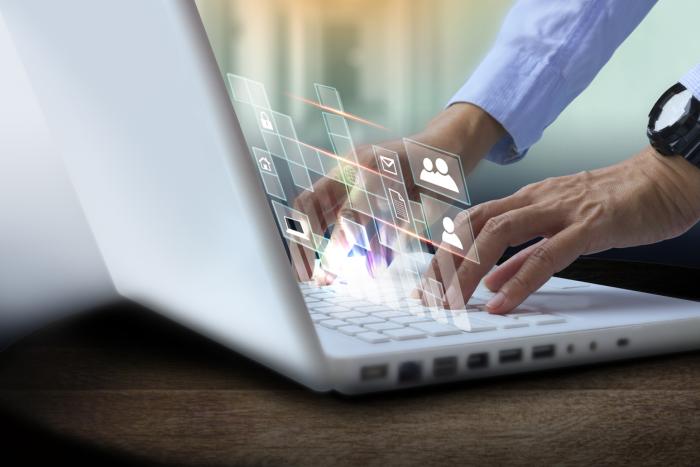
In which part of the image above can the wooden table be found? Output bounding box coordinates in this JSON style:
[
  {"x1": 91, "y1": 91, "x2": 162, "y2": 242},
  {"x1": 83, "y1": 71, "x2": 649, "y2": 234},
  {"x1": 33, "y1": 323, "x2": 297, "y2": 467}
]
[{"x1": 2, "y1": 258, "x2": 700, "y2": 466}]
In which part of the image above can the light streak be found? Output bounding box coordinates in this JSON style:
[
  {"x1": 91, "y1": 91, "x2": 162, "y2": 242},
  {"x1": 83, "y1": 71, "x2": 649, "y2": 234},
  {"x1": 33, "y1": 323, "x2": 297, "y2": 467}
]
[
  {"x1": 297, "y1": 140, "x2": 384, "y2": 178},
  {"x1": 286, "y1": 93, "x2": 389, "y2": 131}
]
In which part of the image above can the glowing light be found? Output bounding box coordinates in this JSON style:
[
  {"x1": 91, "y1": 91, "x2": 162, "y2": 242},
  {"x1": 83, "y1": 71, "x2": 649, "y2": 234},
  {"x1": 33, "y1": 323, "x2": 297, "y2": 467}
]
[{"x1": 286, "y1": 93, "x2": 389, "y2": 131}]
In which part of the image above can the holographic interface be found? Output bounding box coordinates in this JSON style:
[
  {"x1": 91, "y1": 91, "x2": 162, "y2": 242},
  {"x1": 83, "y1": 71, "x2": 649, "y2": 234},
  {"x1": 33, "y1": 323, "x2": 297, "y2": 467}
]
[{"x1": 225, "y1": 73, "x2": 479, "y2": 319}]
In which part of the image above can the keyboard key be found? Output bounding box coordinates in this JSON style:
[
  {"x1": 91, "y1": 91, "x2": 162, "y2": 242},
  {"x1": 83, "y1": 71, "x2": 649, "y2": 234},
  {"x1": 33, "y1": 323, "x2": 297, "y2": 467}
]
[
  {"x1": 469, "y1": 312, "x2": 528, "y2": 329},
  {"x1": 355, "y1": 332, "x2": 391, "y2": 344},
  {"x1": 336, "y1": 325, "x2": 367, "y2": 336},
  {"x1": 319, "y1": 319, "x2": 348, "y2": 329},
  {"x1": 354, "y1": 305, "x2": 392, "y2": 313},
  {"x1": 510, "y1": 311, "x2": 542, "y2": 318},
  {"x1": 347, "y1": 316, "x2": 386, "y2": 325},
  {"x1": 330, "y1": 310, "x2": 367, "y2": 319},
  {"x1": 390, "y1": 315, "x2": 433, "y2": 325},
  {"x1": 453, "y1": 315, "x2": 497, "y2": 332},
  {"x1": 372, "y1": 310, "x2": 410, "y2": 319},
  {"x1": 310, "y1": 313, "x2": 328, "y2": 323},
  {"x1": 307, "y1": 292, "x2": 336, "y2": 299},
  {"x1": 383, "y1": 328, "x2": 427, "y2": 341},
  {"x1": 405, "y1": 305, "x2": 432, "y2": 314},
  {"x1": 516, "y1": 315, "x2": 566, "y2": 325},
  {"x1": 310, "y1": 304, "x2": 350, "y2": 313},
  {"x1": 329, "y1": 299, "x2": 376, "y2": 308},
  {"x1": 304, "y1": 298, "x2": 321, "y2": 303},
  {"x1": 380, "y1": 301, "x2": 406, "y2": 309},
  {"x1": 365, "y1": 322, "x2": 405, "y2": 332},
  {"x1": 411, "y1": 322, "x2": 462, "y2": 336}
]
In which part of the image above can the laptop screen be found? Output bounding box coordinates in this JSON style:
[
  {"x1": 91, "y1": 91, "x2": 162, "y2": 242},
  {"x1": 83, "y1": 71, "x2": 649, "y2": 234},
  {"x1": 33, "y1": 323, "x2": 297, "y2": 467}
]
[{"x1": 194, "y1": 0, "x2": 700, "y2": 300}]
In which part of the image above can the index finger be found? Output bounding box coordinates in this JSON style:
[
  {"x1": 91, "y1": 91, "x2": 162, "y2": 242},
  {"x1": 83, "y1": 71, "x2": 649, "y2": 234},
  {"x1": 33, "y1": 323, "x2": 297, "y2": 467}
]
[{"x1": 444, "y1": 204, "x2": 564, "y2": 308}]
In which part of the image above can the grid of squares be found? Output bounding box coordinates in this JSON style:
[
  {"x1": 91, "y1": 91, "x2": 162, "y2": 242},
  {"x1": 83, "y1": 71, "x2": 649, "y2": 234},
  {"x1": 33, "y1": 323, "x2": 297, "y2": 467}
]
[
  {"x1": 227, "y1": 74, "x2": 316, "y2": 193},
  {"x1": 230, "y1": 74, "x2": 477, "y2": 303}
]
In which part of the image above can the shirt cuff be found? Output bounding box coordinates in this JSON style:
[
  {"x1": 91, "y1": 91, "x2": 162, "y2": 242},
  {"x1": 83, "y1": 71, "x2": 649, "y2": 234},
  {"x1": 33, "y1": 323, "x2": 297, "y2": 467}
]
[
  {"x1": 679, "y1": 63, "x2": 700, "y2": 100},
  {"x1": 448, "y1": 45, "x2": 566, "y2": 165}
]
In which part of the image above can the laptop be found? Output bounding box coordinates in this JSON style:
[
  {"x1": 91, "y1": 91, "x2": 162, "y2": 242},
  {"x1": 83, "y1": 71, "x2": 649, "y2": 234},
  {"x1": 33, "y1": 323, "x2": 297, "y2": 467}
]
[{"x1": 4, "y1": 0, "x2": 700, "y2": 394}]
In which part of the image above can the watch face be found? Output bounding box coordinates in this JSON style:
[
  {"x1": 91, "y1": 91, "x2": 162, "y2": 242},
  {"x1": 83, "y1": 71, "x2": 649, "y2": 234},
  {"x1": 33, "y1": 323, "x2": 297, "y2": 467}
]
[{"x1": 654, "y1": 88, "x2": 693, "y2": 131}]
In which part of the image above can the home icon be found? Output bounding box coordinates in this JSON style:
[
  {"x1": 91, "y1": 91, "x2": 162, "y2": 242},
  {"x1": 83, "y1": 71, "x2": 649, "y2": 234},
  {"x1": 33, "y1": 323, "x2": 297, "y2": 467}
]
[{"x1": 258, "y1": 156, "x2": 273, "y2": 173}]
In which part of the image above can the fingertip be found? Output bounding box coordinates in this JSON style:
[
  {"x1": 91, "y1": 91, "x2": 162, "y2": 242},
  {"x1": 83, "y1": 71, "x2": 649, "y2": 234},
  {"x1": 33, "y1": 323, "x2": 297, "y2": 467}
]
[
  {"x1": 483, "y1": 270, "x2": 499, "y2": 292},
  {"x1": 485, "y1": 291, "x2": 507, "y2": 314}
]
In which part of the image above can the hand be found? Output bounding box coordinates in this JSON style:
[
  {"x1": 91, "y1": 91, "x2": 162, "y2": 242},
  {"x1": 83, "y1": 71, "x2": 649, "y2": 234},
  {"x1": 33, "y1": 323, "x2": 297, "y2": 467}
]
[
  {"x1": 291, "y1": 103, "x2": 504, "y2": 283},
  {"x1": 421, "y1": 146, "x2": 700, "y2": 313}
]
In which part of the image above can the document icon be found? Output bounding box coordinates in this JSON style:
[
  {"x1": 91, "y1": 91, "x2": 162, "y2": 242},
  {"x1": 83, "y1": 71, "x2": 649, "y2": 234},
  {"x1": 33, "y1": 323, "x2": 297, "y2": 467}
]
[
  {"x1": 379, "y1": 155, "x2": 398, "y2": 176},
  {"x1": 388, "y1": 188, "x2": 410, "y2": 223}
]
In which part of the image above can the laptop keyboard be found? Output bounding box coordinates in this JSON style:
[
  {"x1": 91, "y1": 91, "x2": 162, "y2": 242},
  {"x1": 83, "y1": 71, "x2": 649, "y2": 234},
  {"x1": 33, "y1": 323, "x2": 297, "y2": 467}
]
[{"x1": 300, "y1": 283, "x2": 567, "y2": 344}]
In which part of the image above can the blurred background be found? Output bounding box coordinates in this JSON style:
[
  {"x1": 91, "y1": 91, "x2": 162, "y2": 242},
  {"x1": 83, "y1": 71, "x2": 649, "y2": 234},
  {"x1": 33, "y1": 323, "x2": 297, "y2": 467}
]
[{"x1": 196, "y1": 0, "x2": 700, "y2": 267}]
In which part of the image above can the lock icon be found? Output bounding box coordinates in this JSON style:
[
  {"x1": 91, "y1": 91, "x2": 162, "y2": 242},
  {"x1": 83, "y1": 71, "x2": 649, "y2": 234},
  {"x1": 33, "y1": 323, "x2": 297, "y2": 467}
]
[{"x1": 259, "y1": 111, "x2": 273, "y2": 131}]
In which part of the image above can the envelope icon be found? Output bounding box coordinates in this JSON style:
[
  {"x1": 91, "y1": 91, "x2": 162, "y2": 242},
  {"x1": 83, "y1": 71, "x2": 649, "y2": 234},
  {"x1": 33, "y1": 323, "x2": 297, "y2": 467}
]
[{"x1": 379, "y1": 155, "x2": 398, "y2": 176}]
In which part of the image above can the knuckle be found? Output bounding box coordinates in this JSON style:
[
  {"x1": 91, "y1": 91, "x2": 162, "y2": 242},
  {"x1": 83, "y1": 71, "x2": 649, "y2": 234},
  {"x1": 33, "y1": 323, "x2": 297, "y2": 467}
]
[
  {"x1": 516, "y1": 183, "x2": 538, "y2": 199},
  {"x1": 482, "y1": 214, "x2": 511, "y2": 236},
  {"x1": 531, "y1": 246, "x2": 556, "y2": 270},
  {"x1": 453, "y1": 209, "x2": 471, "y2": 228}
]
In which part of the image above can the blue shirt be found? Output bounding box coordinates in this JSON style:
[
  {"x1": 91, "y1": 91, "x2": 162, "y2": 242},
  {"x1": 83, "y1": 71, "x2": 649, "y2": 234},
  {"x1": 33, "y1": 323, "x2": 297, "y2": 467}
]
[{"x1": 449, "y1": 0, "x2": 700, "y2": 165}]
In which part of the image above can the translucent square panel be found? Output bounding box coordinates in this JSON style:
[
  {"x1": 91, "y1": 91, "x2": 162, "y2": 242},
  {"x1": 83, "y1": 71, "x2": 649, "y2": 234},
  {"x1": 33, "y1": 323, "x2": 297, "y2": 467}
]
[
  {"x1": 323, "y1": 112, "x2": 350, "y2": 137},
  {"x1": 247, "y1": 79, "x2": 271, "y2": 109},
  {"x1": 252, "y1": 147, "x2": 278, "y2": 175},
  {"x1": 419, "y1": 193, "x2": 478, "y2": 264},
  {"x1": 272, "y1": 111, "x2": 298, "y2": 139},
  {"x1": 288, "y1": 162, "x2": 314, "y2": 192},
  {"x1": 373, "y1": 145, "x2": 403, "y2": 182},
  {"x1": 405, "y1": 138, "x2": 470, "y2": 205},
  {"x1": 300, "y1": 144, "x2": 324, "y2": 174},
  {"x1": 261, "y1": 130, "x2": 285, "y2": 158},
  {"x1": 329, "y1": 134, "x2": 356, "y2": 160},
  {"x1": 260, "y1": 172, "x2": 286, "y2": 201},
  {"x1": 271, "y1": 200, "x2": 317, "y2": 252},
  {"x1": 339, "y1": 216, "x2": 371, "y2": 250},
  {"x1": 410, "y1": 200, "x2": 425, "y2": 223},
  {"x1": 256, "y1": 108, "x2": 277, "y2": 133},
  {"x1": 226, "y1": 73, "x2": 251, "y2": 104},
  {"x1": 317, "y1": 149, "x2": 340, "y2": 178},
  {"x1": 381, "y1": 178, "x2": 413, "y2": 230},
  {"x1": 280, "y1": 136, "x2": 305, "y2": 166},
  {"x1": 314, "y1": 83, "x2": 344, "y2": 112}
]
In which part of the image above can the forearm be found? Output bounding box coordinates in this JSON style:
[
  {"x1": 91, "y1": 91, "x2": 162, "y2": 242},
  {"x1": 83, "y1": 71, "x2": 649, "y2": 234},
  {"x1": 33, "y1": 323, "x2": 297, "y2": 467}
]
[
  {"x1": 420, "y1": 103, "x2": 506, "y2": 173},
  {"x1": 450, "y1": 0, "x2": 657, "y2": 165}
]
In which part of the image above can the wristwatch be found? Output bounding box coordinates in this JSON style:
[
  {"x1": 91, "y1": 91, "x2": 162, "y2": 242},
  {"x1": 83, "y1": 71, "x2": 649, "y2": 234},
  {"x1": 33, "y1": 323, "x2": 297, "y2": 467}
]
[{"x1": 647, "y1": 82, "x2": 700, "y2": 169}]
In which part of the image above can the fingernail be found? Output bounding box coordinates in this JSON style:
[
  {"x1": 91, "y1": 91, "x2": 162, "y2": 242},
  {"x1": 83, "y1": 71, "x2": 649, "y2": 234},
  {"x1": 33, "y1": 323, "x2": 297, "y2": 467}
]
[{"x1": 486, "y1": 292, "x2": 506, "y2": 311}]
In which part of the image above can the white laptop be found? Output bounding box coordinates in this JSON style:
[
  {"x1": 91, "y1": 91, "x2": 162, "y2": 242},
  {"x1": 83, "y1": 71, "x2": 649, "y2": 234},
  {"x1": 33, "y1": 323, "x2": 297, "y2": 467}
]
[{"x1": 4, "y1": 0, "x2": 700, "y2": 394}]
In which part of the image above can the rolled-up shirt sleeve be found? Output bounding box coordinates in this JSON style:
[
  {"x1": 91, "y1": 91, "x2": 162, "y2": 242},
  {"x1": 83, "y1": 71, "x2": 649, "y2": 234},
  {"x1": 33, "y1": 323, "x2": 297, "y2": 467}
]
[
  {"x1": 449, "y1": 0, "x2": 657, "y2": 164},
  {"x1": 680, "y1": 63, "x2": 700, "y2": 99}
]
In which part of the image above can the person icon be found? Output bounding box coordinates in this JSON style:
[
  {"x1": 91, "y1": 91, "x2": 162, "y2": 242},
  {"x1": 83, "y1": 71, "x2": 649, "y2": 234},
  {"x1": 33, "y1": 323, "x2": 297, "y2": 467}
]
[
  {"x1": 434, "y1": 158, "x2": 459, "y2": 192},
  {"x1": 419, "y1": 157, "x2": 436, "y2": 185},
  {"x1": 441, "y1": 216, "x2": 463, "y2": 250},
  {"x1": 419, "y1": 157, "x2": 459, "y2": 192}
]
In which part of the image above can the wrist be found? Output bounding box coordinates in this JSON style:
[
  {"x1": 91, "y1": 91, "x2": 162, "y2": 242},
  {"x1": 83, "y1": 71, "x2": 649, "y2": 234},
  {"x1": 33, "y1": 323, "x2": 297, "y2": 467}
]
[
  {"x1": 642, "y1": 146, "x2": 700, "y2": 227},
  {"x1": 423, "y1": 103, "x2": 505, "y2": 172}
]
